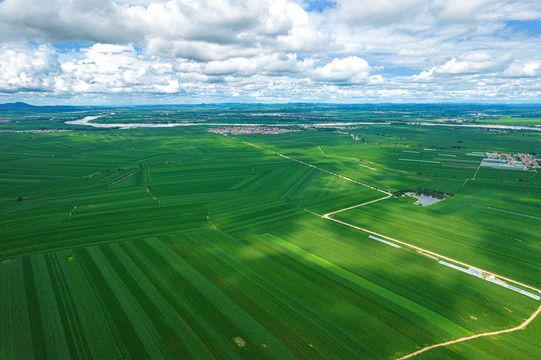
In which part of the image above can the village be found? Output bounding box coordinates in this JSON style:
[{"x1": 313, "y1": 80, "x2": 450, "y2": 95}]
[
  {"x1": 209, "y1": 127, "x2": 301, "y2": 135},
  {"x1": 482, "y1": 151, "x2": 540, "y2": 170},
  {"x1": 0, "y1": 129, "x2": 71, "y2": 134}
]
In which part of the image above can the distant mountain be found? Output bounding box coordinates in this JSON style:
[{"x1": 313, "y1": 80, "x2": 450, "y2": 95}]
[
  {"x1": 0, "y1": 102, "x2": 98, "y2": 112},
  {"x1": 0, "y1": 102, "x2": 37, "y2": 110}
]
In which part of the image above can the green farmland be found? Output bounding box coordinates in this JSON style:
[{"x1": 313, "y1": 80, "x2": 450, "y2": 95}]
[{"x1": 1, "y1": 106, "x2": 541, "y2": 359}]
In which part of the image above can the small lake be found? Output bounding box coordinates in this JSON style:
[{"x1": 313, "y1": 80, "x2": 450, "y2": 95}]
[{"x1": 406, "y1": 192, "x2": 445, "y2": 206}]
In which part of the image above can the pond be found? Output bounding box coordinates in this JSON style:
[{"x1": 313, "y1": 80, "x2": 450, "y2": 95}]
[{"x1": 405, "y1": 192, "x2": 445, "y2": 206}]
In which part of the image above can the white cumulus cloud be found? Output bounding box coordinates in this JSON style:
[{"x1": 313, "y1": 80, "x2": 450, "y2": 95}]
[
  {"x1": 0, "y1": 44, "x2": 59, "y2": 93},
  {"x1": 0, "y1": 0, "x2": 327, "y2": 61},
  {"x1": 313, "y1": 56, "x2": 379, "y2": 84},
  {"x1": 411, "y1": 52, "x2": 507, "y2": 81},
  {"x1": 501, "y1": 62, "x2": 541, "y2": 78},
  {"x1": 60, "y1": 43, "x2": 180, "y2": 94},
  {"x1": 1, "y1": 0, "x2": 541, "y2": 103},
  {"x1": 436, "y1": 53, "x2": 502, "y2": 74}
]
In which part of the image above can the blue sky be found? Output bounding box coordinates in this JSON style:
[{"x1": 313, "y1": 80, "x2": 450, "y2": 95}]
[
  {"x1": 0, "y1": 0, "x2": 540, "y2": 105},
  {"x1": 305, "y1": 0, "x2": 335, "y2": 12},
  {"x1": 506, "y1": 20, "x2": 541, "y2": 35}
]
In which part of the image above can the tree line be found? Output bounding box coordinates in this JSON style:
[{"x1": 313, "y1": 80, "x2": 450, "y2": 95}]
[{"x1": 393, "y1": 187, "x2": 454, "y2": 199}]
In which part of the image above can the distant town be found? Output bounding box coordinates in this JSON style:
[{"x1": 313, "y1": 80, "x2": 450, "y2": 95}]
[
  {"x1": 0, "y1": 129, "x2": 71, "y2": 134},
  {"x1": 482, "y1": 152, "x2": 540, "y2": 170},
  {"x1": 209, "y1": 127, "x2": 301, "y2": 135}
]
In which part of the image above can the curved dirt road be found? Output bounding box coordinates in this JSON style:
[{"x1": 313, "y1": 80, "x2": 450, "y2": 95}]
[{"x1": 397, "y1": 303, "x2": 541, "y2": 359}]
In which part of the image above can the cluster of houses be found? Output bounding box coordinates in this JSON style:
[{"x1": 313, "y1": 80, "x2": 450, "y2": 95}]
[
  {"x1": 481, "y1": 152, "x2": 540, "y2": 170},
  {"x1": 209, "y1": 127, "x2": 301, "y2": 135},
  {"x1": 1, "y1": 129, "x2": 71, "y2": 134}
]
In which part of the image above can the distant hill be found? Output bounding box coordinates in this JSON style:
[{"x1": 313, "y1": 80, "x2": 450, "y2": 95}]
[
  {"x1": 0, "y1": 102, "x2": 37, "y2": 110},
  {"x1": 0, "y1": 102, "x2": 96, "y2": 112}
]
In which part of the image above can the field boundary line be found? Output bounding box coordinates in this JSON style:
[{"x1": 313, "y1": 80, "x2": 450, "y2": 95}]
[
  {"x1": 318, "y1": 146, "x2": 328, "y2": 158},
  {"x1": 487, "y1": 206, "x2": 541, "y2": 220},
  {"x1": 111, "y1": 169, "x2": 140, "y2": 185},
  {"x1": 396, "y1": 303, "x2": 541, "y2": 359},
  {"x1": 239, "y1": 140, "x2": 391, "y2": 195},
  {"x1": 358, "y1": 163, "x2": 377, "y2": 171},
  {"x1": 333, "y1": 156, "x2": 380, "y2": 171},
  {"x1": 472, "y1": 162, "x2": 482, "y2": 180},
  {"x1": 323, "y1": 195, "x2": 391, "y2": 218},
  {"x1": 145, "y1": 186, "x2": 160, "y2": 206}
]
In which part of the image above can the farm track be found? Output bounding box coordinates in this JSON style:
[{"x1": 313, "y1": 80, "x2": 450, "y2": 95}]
[
  {"x1": 397, "y1": 303, "x2": 541, "y2": 360},
  {"x1": 111, "y1": 169, "x2": 140, "y2": 185},
  {"x1": 472, "y1": 163, "x2": 482, "y2": 180},
  {"x1": 239, "y1": 140, "x2": 391, "y2": 196},
  {"x1": 317, "y1": 146, "x2": 328, "y2": 158},
  {"x1": 240, "y1": 138, "x2": 541, "y2": 359},
  {"x1": 323, "y1": 195, "x2": 392, "y2": 218},
  {"x1": 358, "y1": 163, "x2": 377, "y2": 171},
  {"x1": 145, "y1": 186, "x2": 160, "y2": 206}
]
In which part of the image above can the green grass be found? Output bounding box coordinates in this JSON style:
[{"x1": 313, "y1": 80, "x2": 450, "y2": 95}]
[
  {"x1": 334, "y1": 196, "x2": 541, "y2": 287},
  {"x1": 1, "y1": 109, "x2": 541, "y2": 359}
]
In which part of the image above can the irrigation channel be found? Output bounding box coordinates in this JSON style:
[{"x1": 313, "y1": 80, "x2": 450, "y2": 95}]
[{"x1": 67, "y1": 116, "x2": 541, "y2": 358}]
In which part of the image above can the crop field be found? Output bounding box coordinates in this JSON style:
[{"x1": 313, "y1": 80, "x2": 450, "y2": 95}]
[{"x1": 1, "y1": 107, "x2": 541, "y2": 359}]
